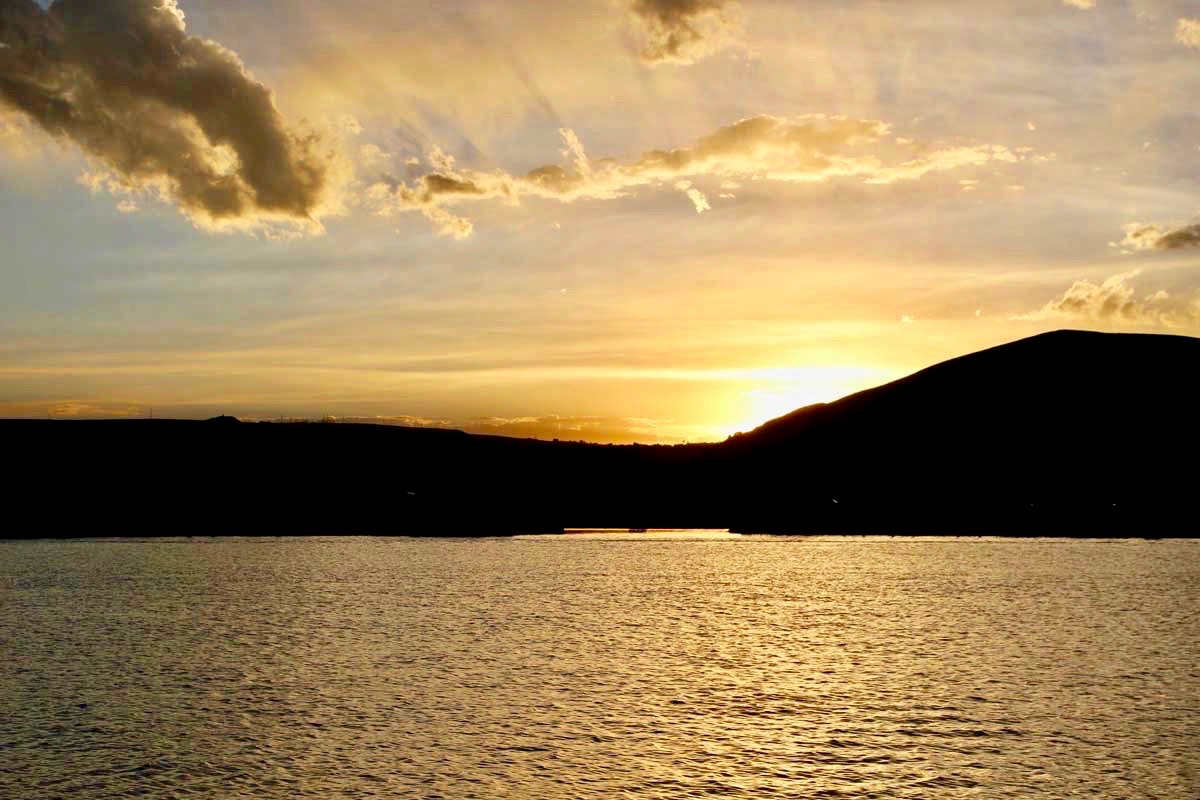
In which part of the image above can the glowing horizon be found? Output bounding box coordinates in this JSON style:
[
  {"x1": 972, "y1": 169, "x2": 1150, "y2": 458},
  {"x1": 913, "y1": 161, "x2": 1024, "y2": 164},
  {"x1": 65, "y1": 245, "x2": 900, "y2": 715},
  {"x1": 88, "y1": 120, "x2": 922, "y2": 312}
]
[{"x1": 2, "y1": 0, "x2": 1198, "y2": 443}]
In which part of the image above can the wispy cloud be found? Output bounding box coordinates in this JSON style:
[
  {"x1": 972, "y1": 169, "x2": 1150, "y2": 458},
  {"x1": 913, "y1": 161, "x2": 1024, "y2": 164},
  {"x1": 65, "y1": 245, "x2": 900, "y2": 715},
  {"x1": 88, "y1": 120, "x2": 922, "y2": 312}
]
[
  {"x1": 675, "y1": 180, "x2": 711, "y2": 213},
  {"x1": 363, "y1": 115, "x2": 1035, "y2": 237},
  {"x1": 0, "y1": 0, "x2": 336, "y2": 235}
]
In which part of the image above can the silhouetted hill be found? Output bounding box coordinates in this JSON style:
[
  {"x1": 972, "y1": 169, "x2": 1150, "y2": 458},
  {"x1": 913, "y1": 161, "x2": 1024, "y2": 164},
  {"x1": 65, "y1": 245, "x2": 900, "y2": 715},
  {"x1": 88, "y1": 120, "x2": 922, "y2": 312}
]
[
  {"x1": 740, "y1": 329, "x2": 1196, "y2": 444},
  {"x1": 719, "y1": 330, "x2": 1199, "y2": 533},
  {"x1": 3, "y1": 330, "x2": 1196, "y2": 536}
]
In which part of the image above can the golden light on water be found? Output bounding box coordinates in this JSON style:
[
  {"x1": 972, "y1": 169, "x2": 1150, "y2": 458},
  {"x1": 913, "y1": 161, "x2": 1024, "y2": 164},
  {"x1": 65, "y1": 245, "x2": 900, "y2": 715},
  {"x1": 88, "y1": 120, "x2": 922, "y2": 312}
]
[{"x1": 11, "y1": 538, "x2": 1197, "y2": 797}]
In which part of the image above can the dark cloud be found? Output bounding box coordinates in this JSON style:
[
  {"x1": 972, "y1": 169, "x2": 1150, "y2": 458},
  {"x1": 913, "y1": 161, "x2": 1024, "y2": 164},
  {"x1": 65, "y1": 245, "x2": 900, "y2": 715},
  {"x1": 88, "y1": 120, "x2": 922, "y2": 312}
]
[
  {"x1": 1157, "y1": 225, "x2": 1200, "y2": 250},
  {"x1": 629, "y1": 0, "x2": 742, "y2": 64},
  {"x1": 1122, "y1": 222, "x2": 1200, "y2": 251},
  {"x1": 0, "y1": 0, "x2": 331, "y2": 230},
  {"x1": 419, "y1": 173, "x2": 486, "y2": 199}
]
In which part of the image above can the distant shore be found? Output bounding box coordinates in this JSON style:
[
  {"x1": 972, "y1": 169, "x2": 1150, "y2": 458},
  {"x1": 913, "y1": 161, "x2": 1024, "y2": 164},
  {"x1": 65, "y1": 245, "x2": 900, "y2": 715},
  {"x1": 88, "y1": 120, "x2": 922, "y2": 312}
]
[{"x1": 6, "y1": 331, "x2": 1198, "y2": 538}]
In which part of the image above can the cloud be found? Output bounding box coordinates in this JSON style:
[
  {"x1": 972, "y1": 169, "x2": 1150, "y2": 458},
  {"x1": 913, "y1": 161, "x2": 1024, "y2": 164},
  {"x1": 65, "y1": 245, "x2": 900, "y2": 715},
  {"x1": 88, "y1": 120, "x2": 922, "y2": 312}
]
[
  {"x1": 0, "y1": 399, "x2": 146, "y2": 418},
  {"x1": 675, "y1": 180, "x2": 711, "y2": 213},
  {"x1": 629, "y1": 0, "x2": 744, "y2": 65},
  {"x1": 0, "y1": 0, "x2": 335, "y2": 234},
  {"x1": 559, "y1": 127, "x2": 592, "y2": 178},
  {"x1": 1121, "y1": 221, "x2": 1200, "y2": 251},
  {"x1": 1177, "y1": 18, "x2": 1200, "y2": 49},
  {"x1": 1017, "y1": 270, "x2": 1200, "y2": 328},
  {"x1": 363, "y1": 114, "x2": 1035, "y2": 237},
  {"x1": 420, "y1": 204, "x2": 475, "y2": 241},
  {"x1": 0, "y1": 110, "x2": 46, "y2": 159},
  {"x1": 1062, "y1": 0, "x2": 1095, "y2": 9},
  {"x1": 51, "y1": 400, "x2": 146, "y2": 418}
]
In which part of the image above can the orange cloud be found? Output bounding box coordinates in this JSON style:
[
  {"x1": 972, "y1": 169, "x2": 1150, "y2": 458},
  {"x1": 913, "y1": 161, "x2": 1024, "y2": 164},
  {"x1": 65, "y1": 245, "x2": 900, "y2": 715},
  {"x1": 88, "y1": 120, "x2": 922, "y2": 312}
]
[{"x1": 363, "y1": 115, "x2": 1035, "y2": 237}]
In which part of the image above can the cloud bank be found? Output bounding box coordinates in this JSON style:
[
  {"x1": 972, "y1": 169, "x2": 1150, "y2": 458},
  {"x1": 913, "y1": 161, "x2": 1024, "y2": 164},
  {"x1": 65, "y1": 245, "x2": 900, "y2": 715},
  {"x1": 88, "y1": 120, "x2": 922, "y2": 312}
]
[
  {"x1": 364, "y1": 114, "x2": 1034, "y2": 238},
  {"x1": 629, "y1": 0, "x2": 743, "y2": 65},
  {"x1": 0, "y1": 0, "x2": 334, "y2": 233},
  {"x1": 1018, "y1": 270, "x2": 1200, "y2": 328}
]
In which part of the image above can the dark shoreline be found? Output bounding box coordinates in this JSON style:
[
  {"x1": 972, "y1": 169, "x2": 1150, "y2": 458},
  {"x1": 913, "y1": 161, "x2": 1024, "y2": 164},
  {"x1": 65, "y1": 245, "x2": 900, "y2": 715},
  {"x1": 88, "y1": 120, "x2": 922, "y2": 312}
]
[
  {"x1": 1, "y1": 415, "x2": 1194, "y2": 539},
  {"x1": 6, "y1": 331, "x2": 1198, "y2": 538}
]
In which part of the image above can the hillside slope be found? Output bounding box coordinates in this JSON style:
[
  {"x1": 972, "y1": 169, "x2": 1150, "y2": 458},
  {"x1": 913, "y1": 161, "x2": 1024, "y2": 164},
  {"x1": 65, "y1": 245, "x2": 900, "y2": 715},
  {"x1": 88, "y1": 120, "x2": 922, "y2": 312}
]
[{"x1": 721, "y1": 330, "x2": 1199, "y2": 532}]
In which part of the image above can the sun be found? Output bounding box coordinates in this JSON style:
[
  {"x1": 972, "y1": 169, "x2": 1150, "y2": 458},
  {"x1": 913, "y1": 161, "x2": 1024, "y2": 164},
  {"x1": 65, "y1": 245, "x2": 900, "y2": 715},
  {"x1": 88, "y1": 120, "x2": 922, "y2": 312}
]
[{"x1": 719, "y1": 366, "x2": 890, "y2": 437}]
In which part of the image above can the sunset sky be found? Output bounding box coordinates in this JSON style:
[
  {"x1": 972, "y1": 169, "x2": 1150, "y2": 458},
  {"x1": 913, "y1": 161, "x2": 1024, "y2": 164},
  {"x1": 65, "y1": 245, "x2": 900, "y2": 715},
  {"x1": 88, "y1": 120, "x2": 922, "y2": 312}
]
[{"x1": 2, "y1": 0, "x2": 1198, "y2": 442}]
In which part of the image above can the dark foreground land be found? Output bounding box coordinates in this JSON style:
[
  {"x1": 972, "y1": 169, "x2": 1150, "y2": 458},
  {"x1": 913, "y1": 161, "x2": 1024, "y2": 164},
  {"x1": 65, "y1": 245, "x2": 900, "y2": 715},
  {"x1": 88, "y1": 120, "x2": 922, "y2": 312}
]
[{"x1": 4, "y1": 330, "x2": 1197, "y2": 537}]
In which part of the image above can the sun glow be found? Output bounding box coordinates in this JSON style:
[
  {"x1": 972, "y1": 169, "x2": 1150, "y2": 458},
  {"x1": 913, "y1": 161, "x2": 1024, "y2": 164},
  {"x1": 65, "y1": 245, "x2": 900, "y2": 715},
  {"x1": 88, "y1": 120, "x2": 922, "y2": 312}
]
[{"x1": 720, "y1": 366, "x2": 890, "y2": 437}]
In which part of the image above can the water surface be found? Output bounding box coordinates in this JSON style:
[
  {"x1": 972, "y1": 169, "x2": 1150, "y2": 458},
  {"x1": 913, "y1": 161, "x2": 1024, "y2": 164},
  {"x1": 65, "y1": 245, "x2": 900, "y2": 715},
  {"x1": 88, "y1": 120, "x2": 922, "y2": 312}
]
[{"x1": 2, "y1": 536, "x2": 1197, "y2": 798}]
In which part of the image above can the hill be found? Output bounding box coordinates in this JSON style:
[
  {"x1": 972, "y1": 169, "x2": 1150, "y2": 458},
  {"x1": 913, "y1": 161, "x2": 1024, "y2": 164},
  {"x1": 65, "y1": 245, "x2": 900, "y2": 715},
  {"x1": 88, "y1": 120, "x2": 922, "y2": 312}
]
[
  {"x1": 3, "y1": 330, "x2": 1196, "y2": 536},
  {"x1": 719, "y1": 330, "x2": 1199, "y2": 533}
]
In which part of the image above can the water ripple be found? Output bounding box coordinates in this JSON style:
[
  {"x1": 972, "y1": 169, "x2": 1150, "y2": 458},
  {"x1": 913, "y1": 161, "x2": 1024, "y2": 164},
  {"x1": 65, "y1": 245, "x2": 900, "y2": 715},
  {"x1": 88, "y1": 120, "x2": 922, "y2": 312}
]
[{"x1": 1, "y1": 536, "x2": 1197, "y2": 798}]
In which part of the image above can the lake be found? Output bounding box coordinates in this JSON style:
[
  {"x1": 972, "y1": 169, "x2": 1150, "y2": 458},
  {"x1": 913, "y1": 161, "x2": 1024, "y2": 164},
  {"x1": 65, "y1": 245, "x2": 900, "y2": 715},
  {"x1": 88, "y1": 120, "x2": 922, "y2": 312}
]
[{"x1": 2, "y1": 535, "x2": 1197, "y2": 798}]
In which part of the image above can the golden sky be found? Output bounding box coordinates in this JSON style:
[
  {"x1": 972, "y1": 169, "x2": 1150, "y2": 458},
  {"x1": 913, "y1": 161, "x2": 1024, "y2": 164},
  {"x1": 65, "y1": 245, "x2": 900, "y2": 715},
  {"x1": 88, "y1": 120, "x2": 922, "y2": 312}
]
[{"x1": 1, "y1": 0, "x2": 1198, "y2": 441}]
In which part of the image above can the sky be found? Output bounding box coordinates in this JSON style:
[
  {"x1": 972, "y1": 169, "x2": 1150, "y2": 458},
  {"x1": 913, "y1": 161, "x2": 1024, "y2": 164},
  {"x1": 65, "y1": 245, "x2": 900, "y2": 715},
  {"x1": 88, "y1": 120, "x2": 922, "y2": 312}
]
[{"x1": 1, "y1": 0, "x2": 1198, "y2": 443}]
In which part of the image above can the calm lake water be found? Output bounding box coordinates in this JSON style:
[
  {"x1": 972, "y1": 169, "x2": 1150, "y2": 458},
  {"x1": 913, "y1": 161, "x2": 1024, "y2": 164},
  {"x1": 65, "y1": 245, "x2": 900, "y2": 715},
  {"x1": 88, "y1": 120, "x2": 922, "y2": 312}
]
[{"x1": 2, "y1": 535, "x2": 1197, "y2": 798}]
